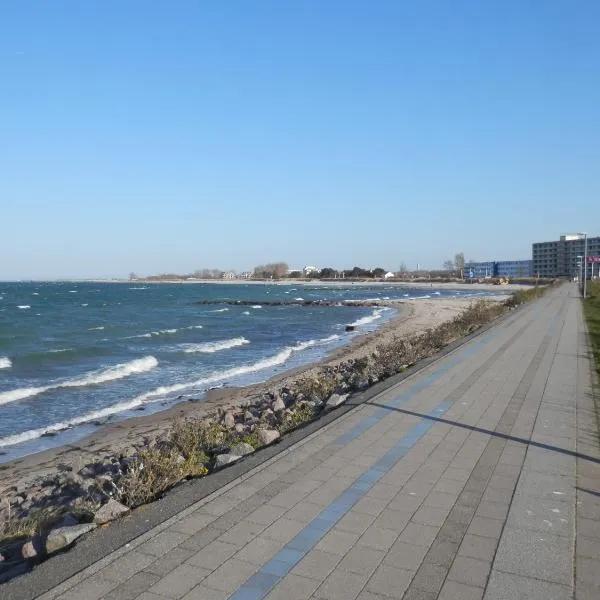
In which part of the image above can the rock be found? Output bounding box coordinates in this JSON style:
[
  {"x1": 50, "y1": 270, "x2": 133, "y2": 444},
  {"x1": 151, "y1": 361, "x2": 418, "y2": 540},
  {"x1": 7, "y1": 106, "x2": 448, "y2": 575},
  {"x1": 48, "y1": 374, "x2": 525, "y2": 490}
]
[
  {"x1": 234, "y1": 423, "x2": 245, "y2": 434},
  {"x1": 256, "y1": 429, "x2": 280, "y2": 446},
  {"x1": 46, "y1": 523, "x2": 97, "y2": 554},
  {"x1": 223, "y1": 412, "x2": 235, "y2": 429},
  {"x1": 326, "y1": 393, "x2": 349, "y2": 408},
  {"x1": 21, "y1": 535, "x2": 44, "y2": 560},
  {"x1": 244, "y1": 410, "x2": 255, "y2": 422},
  {"x1": 230, "y1": 442, "x2": 254, "y2": 456},
  {"x1": 345, "y1": 325, "x2": 356, "y2": 332},
  {"x1": 55, "y1": 513, "x2": 79, "y2": 528},
  {"x1": 94, "y1": 499, "x2": 130, "y2": 524},
  {"x1": 214, "y1": 454, "x2": 241, "y2": 468},
  {"x1": 272, "y1": 396, "x2": 285, "y2": 412}
]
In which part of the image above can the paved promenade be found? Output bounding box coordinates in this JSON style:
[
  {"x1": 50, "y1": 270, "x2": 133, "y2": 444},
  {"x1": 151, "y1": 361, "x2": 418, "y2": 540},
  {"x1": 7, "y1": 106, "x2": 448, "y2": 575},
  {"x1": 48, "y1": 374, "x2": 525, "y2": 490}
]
[{"x1": 24, "y1": 284, "x2": 600, "y2": 598}]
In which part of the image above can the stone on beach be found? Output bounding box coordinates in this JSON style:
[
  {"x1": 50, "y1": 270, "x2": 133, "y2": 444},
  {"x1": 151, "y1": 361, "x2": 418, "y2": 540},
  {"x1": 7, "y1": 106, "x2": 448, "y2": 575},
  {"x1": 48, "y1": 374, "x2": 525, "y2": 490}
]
[
  {"x1": 272, "y1": 396, "x2": 286, "y2": 412},
  {"x1": 230, "y1": 442, "x2": 254, "y2": 456},
  {"x1": 326, "y1": 393, "x2": 349, "y2": 408},
  {"x1": 256, "y1": 429, "x2": 280, "y2": 446},
  {"x1": 46, "y1": 523, "x2": 97, "y2": 554},
  {"x1": 223, "y1": 412, "x2": 235, "y2": 429},
  {"x1": 21, "y1": 535, "x2": 44, "y2": 560},
  {"x1": 94, "y1": 498, "x2": 130, "y2": 524},
  {"x1": 214, "y1": 453, "x2": 241, "y2": 468}
]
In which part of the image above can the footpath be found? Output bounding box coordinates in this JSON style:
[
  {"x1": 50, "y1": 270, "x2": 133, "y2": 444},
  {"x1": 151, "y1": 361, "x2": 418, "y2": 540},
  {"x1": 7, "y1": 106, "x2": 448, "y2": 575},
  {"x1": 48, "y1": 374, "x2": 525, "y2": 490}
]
[{"x1": 4, "y1": 283, "x2": 600, "y2": 599}]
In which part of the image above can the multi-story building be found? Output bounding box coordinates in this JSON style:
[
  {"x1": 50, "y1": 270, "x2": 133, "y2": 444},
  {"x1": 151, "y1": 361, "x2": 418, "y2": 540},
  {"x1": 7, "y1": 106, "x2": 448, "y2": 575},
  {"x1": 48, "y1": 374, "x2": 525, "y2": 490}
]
[
  {"x1": 465, "y1": 260, "x2": 533, "y2": 279},
  {"x1": 532, "y1": 234, "x2": 600, "y2": 278}
]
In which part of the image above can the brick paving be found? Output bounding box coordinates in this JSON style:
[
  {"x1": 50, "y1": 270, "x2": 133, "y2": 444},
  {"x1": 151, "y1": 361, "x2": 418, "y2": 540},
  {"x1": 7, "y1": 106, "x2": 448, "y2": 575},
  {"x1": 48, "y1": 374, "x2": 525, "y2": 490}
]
[{"x1": 26, "y1": 283, "x2": 600, "y2": 599}]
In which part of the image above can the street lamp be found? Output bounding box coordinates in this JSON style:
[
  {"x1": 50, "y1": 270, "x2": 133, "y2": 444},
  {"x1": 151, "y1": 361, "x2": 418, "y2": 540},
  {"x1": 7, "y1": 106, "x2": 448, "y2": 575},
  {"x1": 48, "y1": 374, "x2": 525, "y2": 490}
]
[
  {"x1": 577, "y1": 256, "x2": 583, "y2": 285},
  {"x1": 576, "y1": 233, "x2": 588, "y2": 298}
]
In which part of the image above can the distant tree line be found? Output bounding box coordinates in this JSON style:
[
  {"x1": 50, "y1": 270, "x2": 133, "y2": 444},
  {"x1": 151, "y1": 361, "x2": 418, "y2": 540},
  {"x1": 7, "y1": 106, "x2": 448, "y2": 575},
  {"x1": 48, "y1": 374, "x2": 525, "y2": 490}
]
[{"x1": 253, "y1": 262, "x2": 289, "y2": 279}]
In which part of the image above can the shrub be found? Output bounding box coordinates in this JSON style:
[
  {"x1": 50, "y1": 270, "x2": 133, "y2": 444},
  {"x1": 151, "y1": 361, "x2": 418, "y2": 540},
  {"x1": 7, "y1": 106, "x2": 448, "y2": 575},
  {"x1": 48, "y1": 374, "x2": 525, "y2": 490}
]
[
  {"x1": 294, "y1": 375, "x2": 336, "y2": 402},
  {"x1": 278, "y1": 403, "x2": 315, "y2": 433}
]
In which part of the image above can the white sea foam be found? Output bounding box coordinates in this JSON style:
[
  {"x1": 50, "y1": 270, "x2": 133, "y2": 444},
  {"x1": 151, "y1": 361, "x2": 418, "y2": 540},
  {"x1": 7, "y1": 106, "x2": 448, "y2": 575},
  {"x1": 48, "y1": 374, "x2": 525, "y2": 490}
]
[
  {"x1": 32, "y1": 292, "x2": 39, "y2": 296},
  {"x1": 129, "y1": 287, "x2": 148, "y2": 290},
  {"x1": 49, "y1": 348, "x2": 71, "y2": 353},
  {"x1": 126, "y1": 328, "x2": 178, "y2": 339},
  {"x1": 211, "y1": 308, "x2": 229, "y2": 313},
  {"x1": 294, "y1": 298, "x2": 304, "y2": 301},
  {"x1": 293, "y1": 334, "x2": 340, "y2": 352},
  {"x1": 89, "y1": 326, "x2": 105, "y2": 330},
  {"x1": 17, "y1": 305, "x2": 31, "y2": 309},
  {"x1": 348, "y1": 308, "x2": 388, "y2": 328},
  {"x1": 81, "y1": 303, "x2": 89, "y2": 307},
  {"x1": 185, "y1": 325, "x2": 203, "y2": 329},
  {"x1": 182, "y1": 337, "x2": 250, "y2": 354},
  {"x1": 242, "y1": 311, "x2": 250, "y2": 315},
  {"x1": 0, "y1": 356, "x2": 158, "y2": 406},
  {"x1": 252, "y1": 305, "x2": 262, "y2": 309},
  {"x1": 69, "y1": 290, "x2": 77, "y2": 293},
  {"x1": 0, "y1": 357, "x2": 12, "y2": 369}
]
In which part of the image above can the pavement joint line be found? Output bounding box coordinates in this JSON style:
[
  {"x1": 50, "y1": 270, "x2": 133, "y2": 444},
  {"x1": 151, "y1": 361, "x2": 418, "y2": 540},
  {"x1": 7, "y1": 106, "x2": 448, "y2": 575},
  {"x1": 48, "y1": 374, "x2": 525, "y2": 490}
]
[{"x1": 227, "y1": 307, "x2": 543, "y2": 600}]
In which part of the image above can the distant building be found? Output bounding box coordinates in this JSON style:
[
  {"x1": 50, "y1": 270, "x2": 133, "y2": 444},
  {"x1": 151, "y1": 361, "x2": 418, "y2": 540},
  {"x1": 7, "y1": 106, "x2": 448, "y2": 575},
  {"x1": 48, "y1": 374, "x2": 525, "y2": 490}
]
[
  {"x1": 303, "y1": 265, "x2": 320, "y2": 276},
  {"x1": 533, "y1": 234, "x2": 600, "y2": 278},
  {"x1": 465, "y1": 260, "x2": 533, "y2": 279},
  {"x1": 222, "y1": 272, "x2": 236, "y2": 279},
  {"x1": 384, "y1": 272, "x2": 395, "y2": 279},
  {"x1": 240, "y1": 272, "x2": 252, "y2": 279}
]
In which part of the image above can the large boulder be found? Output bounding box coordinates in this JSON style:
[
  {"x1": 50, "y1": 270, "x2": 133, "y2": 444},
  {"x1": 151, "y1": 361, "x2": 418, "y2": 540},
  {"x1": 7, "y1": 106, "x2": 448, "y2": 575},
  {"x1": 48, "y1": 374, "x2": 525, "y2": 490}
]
[
  {"x1": 94, "y1": 499, "x2": 130, "y2": 524},
  {"x1": 223, "y1": 413, "x2": 235, "y2": 429},
  {"x1": 214, "y1": 454, "x2": 241, "y2": 469},
  {"x1": 46, "y1": 523, "x2": 97, "y2": 554},
  {"x1": 256, "y1": 429, "x2": 280, "y2": 446},
  {"x1": 230, "y1": 442, "x2": 254, "y2": 456},
  {"x1": 272, "y1": 396, "x2": 285, "y2": 412},
  {"x1": 21, "y1": 535, "x2": 44, "y2": 560}
]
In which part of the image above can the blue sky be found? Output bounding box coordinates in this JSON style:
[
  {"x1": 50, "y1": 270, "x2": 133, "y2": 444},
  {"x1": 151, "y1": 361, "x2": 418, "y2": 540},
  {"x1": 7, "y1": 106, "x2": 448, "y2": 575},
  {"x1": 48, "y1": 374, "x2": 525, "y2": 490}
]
[{"x1": 1, "y1": 1, "x2": 599, "y2": 279}]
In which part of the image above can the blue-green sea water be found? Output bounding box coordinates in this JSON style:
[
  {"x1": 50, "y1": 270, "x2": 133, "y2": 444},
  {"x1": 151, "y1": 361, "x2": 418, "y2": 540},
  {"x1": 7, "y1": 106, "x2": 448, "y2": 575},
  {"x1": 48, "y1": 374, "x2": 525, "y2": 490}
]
[{"x1": 0, "y1": 282, "x2": 498, "y2": 461}]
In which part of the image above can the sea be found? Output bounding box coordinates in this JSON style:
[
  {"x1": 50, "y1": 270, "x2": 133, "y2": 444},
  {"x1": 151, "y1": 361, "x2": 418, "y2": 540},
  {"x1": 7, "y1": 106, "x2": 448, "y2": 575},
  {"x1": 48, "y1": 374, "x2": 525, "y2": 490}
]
[{"x1": 0, "y1": 281, "x2": 499, "y2": 462}]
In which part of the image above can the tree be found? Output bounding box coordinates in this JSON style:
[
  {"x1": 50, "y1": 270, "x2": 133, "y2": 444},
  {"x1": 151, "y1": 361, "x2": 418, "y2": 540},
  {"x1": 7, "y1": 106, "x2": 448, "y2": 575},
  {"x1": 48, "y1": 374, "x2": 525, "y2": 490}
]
[
  {"x1": 398, "y1": 262, "x2": 407, "y2": 273},
  {"x1": 443, "y1": 260, "x2": 454, "y2": 271},
  {"x1": 372, "y1": 267, "x2": 386, "y2": 278},
  {"x1": 454, "y1": 253, "x2": 465, "y2": 271},
  {"x1": 319, "y1": 267, "x2": 338, "y2": 279},
  {"x1": 253, "y1": 262, "x2": 289, "y2": 279},
  {"x1": 287, "y1": 270, "x2": 302, "y2": 278}
]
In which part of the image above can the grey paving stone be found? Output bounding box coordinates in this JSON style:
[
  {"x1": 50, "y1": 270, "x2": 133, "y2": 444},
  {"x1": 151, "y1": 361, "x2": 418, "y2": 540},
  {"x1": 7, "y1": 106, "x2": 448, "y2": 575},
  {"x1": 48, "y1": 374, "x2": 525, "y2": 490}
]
[
  {"x1": 373, "y1": 508, "x2": 413, "y2": 532},
  {"x1": 438, "y1": 580, "x2": 483, "y2": 600},
  {"x1": 422, "y1": 491, "x2": 458, "y2": 509},
  {"x1": 137, "y1": 530, "x2": 190, "y2": 557},
  {"x1": 180, "y1": 586, "x2": 229, "y2": 600},
  {"x1": 425, "y1": 539, "x2": 460, "y2": 568},
  {"x1": 577, "y1": 535, "x2": 600, "y2": 559},
  {"x1": 458, "y1": 534, "x2": 498, "y2": 563},
  {"x1": 384, "y1": 540, "x2": 429, "y2": 571},
  {"x1": 234, "y1": 536, "x2": 285, "y2": 566},
  {"x1": 410, "y1": 562, "x2": 448, "y2": 594},
  {"x1": 338, "y1": 546, "x2": 386, "y2": 577},
  {"x1": 292, "y1": 549, "x2": 341, "y2": 581},
  {"x1": 262, "y1": 517, "x2": 307, "y2": 543},
  {"x1": 148, "y1": 563, "x2": 211, "y2": 598},
  {"x1": 467, "y1": 516, "x2": 504, "y2": 539},
  {"x1": 185, "y1": 539, "x2": 240, "y2": 570},
  {"x1": 99, "y1": 550, "x2": 155, "y2": 581},
  {"x1": 264, "y1": 573, "x2": 320, "y2": 600},
  {"x1": 314, "y1": 569, "x2": 368, "y2": 600},
  {"x1": 200, "y1": 558, "x2": 259, "y2": 593},
  {"x1": 357, "y1": 526, "x2": 399, "y2": 551},
  {"x1": 336, "y1": 510, "x2": 377, "y2": 535},
  {"x1": 101, "y1": 572, "x2": 161, "y2": 600},
  {"x1": 353, "y1": 496, "x2": 391, "y2": 517},
  {"x1": 178, "y1": 525, "x2": 222, "y2": 552},
  {"x1": 169, "y1": 511, "x2": 216, "y2": 535},
  {"x1": 134, "y1": 592, "x2": 175, "y2": 600},
  {"x1": 494, "y1": 527, "x2": 572, "y2": 585},
  {"x1": 59, "y1": 575, "x2": 118, "y2": 600},
  {"x1": 447, "y1": 555, "x2": 490, "y2": 588},
  {"x1": 398, "y1": 523, "x2": 439, "y2": 547},
  {"x1": 576, "y1": 556, "x2": 600, "y2": 589},
  {"x1": 315, "y1": 529, "x2": 360, "y2": 556},
  {"x1": 217, "y1": 519, "x2": 265, "y2": 546},
  {"x1": 246, "y1": 503, "x2": 289, "y2": 526},
  {"x1": 485, "y1": 570, "x2": 572, "y2": 600},
  {"x1": 144, "y1": 546, "x2": 198, "y2": 577},
  {"x1": 411, "y1": 506, "x2": 450, "y2": 527},
  {"x1": 475, "y1": 501, "x2": 510, "y2": 521},
  {"x1": 365, "y1": 564, "x2": 414, "y2": 599}
]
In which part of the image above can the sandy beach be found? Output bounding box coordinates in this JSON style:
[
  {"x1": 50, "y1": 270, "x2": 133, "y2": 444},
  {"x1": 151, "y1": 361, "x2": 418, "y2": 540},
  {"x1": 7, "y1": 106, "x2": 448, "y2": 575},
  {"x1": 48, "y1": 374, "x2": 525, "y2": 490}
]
[{"x1": 0, "y1": 295, "x2": 497, "y2": 497}]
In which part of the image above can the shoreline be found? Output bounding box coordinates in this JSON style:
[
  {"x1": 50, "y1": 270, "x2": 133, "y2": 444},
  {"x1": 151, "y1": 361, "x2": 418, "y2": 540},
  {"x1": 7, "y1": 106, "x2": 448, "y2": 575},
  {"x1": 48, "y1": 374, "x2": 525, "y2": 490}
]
[{"x1": 0, "y1": 297, "x2": 475, "y2": 493}]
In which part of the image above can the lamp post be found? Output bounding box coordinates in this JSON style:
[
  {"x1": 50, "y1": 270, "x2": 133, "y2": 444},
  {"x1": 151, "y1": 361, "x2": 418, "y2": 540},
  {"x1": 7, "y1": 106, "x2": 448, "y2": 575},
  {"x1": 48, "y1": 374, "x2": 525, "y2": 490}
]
[
  {"x1": 577, "y1": 256, "x2": 583, "y2": 286},
  {"x1": 576, "y1": 233, "x2": 588, "y2": 298}
]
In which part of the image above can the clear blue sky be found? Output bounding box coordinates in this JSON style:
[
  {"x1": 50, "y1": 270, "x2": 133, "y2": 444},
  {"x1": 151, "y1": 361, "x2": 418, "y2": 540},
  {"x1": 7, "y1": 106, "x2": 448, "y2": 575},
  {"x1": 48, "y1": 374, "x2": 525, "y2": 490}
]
[{"x1": 1, "y1": 1, "x2": 599, "y2": 279}]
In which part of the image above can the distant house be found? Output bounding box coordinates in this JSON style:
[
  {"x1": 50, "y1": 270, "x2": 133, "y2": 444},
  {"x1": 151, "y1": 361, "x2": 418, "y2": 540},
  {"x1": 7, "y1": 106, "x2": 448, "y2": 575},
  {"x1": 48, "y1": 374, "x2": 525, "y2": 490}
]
[
  {"x1": 240, "y1": 272, "x2": 252, "y2": 279},
  {"x1": 303, "y1": 265, "x2": 320, "y2": 276},
  {"x1": 222, "y1": 272, "x2": 236, "y2": 279},
  {"x1": 384, "y1": 272, "x2": 395, "y2": 279}
]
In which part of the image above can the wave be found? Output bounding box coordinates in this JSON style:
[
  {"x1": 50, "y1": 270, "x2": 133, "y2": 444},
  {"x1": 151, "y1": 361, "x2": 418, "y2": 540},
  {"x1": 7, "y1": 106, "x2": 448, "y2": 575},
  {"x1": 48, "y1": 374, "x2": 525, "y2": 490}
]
[
  {"x1": 49, "y1": 348, "x2": 71, "y2": 353},
  {"x1": 69, "y1": 290, "x2": 77, "y2": 293},
  {"x1": 295, "y1": 298, "x2": 304, "y2": 301},
  {"x1": 0, "y1": 357, "x2": 11, "y2": 369},
  {"x1": 0, "y1": 334, "x2": 345, "y2": 449},
  {"x1": 81, "y1": 303, "x2": 89, "y2": 307},
  {"x1": 181, "y1": 337, "x2": 249, "y2": 354},
  {"x1": 129, "y1": 287, "x2": 148, "y2": 290},
  {"x1": 0, "y1": 356, "x2": 158, "y2": 406},
  {"x1": 252, "y1": 305, "x2": 262, "y2": 309},
  {"x1": 126, "y1": 328, "x2": 178, "y2": 339},
  {"x1": 242, "y1": 311, "x2": 250, "y2": 315},
  {"x1": 88, "y1": 326, "x2": 105, "y2": 331},
  {"x1": 32, "y1": 292, "x2": 39, "y2": 296},
  {"x1": 348, "y1": 308, "x2": 387, "y2": 327},
  {"x1": 17, "y1": 305, "x2": 31, "y2": 309},
  {"x1": 210, "y1": 308, "x2": 229, "y2": 313}
]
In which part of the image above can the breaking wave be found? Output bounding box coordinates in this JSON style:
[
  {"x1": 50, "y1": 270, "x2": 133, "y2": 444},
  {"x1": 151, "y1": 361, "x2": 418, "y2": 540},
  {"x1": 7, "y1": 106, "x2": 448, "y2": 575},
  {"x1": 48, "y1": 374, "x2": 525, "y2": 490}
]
[
  {"x1": 0, "y1": 356, "x2": 158, "y2": 406},
  {"x1": 348, "y1": 308, "x2": 388, "y2": 327},
  {"x1": 0, "y1": 357, "x2": 11, "y2": 369},
  {"x1": 181, "y1": 337, "x2": 250, "y2": 354},
  {"x1": 17, "y1": 305, "x2": 31, "y2": 309}
]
